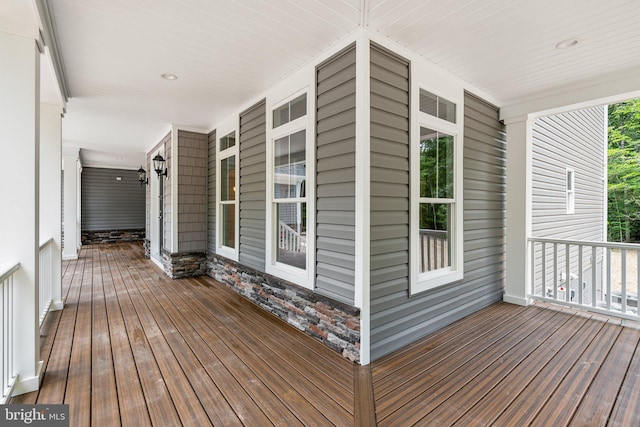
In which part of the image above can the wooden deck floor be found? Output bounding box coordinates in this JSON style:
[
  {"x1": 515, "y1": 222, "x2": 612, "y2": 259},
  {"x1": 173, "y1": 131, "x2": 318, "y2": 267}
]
[
  {"x1": 11, "y1": 242, "x2": 640, "y2": 426},
  {"x1": 371, "y1": 301, "x2": 640, "y2": 426}
]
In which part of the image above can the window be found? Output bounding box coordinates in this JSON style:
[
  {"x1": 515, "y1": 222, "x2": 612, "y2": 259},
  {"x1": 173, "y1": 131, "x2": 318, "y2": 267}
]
[
  {"x1": 267, "y1": 89, "x2": 313, "y2": 287},
  {"x1": 217, "y1": 128, "x2": 238, "y2": 260},
  {"x1": 411, "y1": 86, "x2": 463, "y2": 294},
  {"x1": 566, "y1": 168, "x2": 575, "y2": 214},
  {"x1": 420, "y1": 89, "x2": 456, "y2": 124}
]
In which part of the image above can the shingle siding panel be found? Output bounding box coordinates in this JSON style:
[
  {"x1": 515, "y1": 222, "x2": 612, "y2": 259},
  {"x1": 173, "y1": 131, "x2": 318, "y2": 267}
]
[{"x1": 207, "y1": 131, "x2": 216, "y2": 253}]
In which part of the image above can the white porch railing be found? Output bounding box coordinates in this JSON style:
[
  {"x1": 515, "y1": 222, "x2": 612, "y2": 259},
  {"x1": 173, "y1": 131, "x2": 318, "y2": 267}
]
[
  {"x1": 279, "y1": 221, "x2": 306, "y2": 253},
  {"x1": 39, "y1": 238, "x2": 54, "y2": 327},
  {"x1": 419, "y1": 229, "x2": 449, "y2": 272},
  {"x1": 529, "y1": 237, "x2": 640, "y2": 320},
  {"x1": 1, "y1": 262, "x2": 20, "y2": 404}
]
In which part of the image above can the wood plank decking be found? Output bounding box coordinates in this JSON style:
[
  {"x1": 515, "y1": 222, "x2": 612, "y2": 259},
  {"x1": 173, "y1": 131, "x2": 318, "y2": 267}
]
[{"x1": 11, "y1": 242, "x2": 640, "y2": 426}]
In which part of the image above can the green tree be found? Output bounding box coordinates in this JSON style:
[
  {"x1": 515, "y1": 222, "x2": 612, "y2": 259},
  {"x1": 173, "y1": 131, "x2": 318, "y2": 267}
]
[{"x1": 608, "y1": 99, "x2": 640, "y2": 242}]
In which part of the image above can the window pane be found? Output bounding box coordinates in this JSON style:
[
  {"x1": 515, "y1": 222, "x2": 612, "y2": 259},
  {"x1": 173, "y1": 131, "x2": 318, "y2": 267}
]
[
  {"x1": 420, "y1": 127, "x2": 454, "y2": 199},
  {"x1": 420, "y1": 89, "x2": 456, "y2": 123},
  {"x1": 289, "y1": 94, "x2": 307, "y2": 122},
  {"x1": 273, "y1": 104, "x2": 290, "y2": 128},
  {"x1": 277, "y1": 202, "x2": 307, "y2": 269},
  {"x1": 273, "y1": 94, "x2": 307, "y2": 128},
  {"x1": 419, "y1": 89, "x2": 438, "y2": 117},
  {"x1": 419, "y1": 203, "x2": 451, "y2": 272},
  {"x1": 222, "y1": 204, "x2": 235, "y2": 248},
  {"x1": 220, "y1": 131, "x2": 235, "y2": 151},
  {"x1": 220, "y1": 156, "x2": 236, "y2": 201},
  {"x1": 274, "y1": 130, "x2": 306, "y2": 199}
]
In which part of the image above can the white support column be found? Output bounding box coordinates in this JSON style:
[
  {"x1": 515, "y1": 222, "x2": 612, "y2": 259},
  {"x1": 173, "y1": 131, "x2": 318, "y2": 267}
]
[
  {"x1": 354, "y1": 35, "x2": 371, "y2": 365},
  {"x1": 62, "y1": 147, "x2": 79, "y2": 260},
  {"x1": 40, "y1": 103, "x2": 64, "y2": 310},
  {"x1": 504, "y1": 118, "x2": 533, "y2": 306},
  {"x1": 0, "y1": 31, "x2": 42, "y2": 395}
]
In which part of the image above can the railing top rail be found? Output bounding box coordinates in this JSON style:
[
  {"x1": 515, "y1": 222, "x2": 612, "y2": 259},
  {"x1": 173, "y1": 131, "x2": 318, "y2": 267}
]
[
  {"x1": 529, "y1": 237, "x2": 640, "y2": 250},
  {"x1": 39, "y1": 237, "x2": 54, "y2": 250},
  {"x1": 0, "y1": 262, "x2": 20, "y2": 283}
]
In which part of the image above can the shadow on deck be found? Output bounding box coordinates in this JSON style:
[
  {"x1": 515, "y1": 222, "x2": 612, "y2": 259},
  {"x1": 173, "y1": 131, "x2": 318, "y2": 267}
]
[{"x1": 11, "y1": 243, "x2": 640, "y2": 426}]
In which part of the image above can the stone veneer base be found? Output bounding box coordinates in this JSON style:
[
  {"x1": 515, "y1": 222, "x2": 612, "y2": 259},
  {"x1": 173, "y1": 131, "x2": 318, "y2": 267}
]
[
  {"x1": 207, "y1": 252, "x2": 361, "y2": 363},
  {"x1": 82, "y1": 229, "x2": 145, "y2": 245},
  {"x1": 161, "y1": 249, "x2": 207, "y2": 279}
]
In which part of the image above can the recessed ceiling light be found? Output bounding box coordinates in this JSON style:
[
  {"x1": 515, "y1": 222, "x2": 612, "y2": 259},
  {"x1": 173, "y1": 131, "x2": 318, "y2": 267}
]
[
  {"x1": 555, "y1": 38, "x2": 580, "y2": 49},
  {"x1": 161, "y1": 73, "x2": 178, "y2": 80}
]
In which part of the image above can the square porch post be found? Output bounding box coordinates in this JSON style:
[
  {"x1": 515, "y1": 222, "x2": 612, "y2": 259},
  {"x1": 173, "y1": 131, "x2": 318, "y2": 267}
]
[
  {"x1": 504, "y1": 118, "x2": 533, "y2": 305},
  {"x1": 0, "y1": 31, "x2": 43, "y2": 395}
]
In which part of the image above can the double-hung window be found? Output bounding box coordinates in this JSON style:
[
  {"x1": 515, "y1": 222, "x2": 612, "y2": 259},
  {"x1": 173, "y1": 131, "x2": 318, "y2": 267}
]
[
  {"x1": 411, "y1": 87, "x2": 464, "y2": 293},
  {"x1": 267, "y1": 91, "x2": 313, "y2": 287},
  {"x1": 566, "y1": 168, "x2": 575, "y2": 214},
  {"x1": 217, "y1": 127, "x2": 238, "y2": 260}
]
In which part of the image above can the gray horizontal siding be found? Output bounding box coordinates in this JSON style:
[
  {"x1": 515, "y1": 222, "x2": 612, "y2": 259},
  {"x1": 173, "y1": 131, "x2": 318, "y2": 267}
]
[
  {"x1": 207, "y1": 129, "x2": 216, "y2": 253},
  {"x1": 369, "y1": 44, "x2": 411, "y2": 344},
  {"x1": 81, "y1": 167, "x2": 145, "y2": 231},
  {"x1": 532, "y1": 107, "x2": 606, "y2": 240},
  {"x1": 239, "y1": 100, "x2": 266, "y2": 271},
  {"x1": 315, "y1": 43, "x2": 357, "y2": 303},
  {"x1": 370, "y1": 90, "x2": 507, "y2": 360}
]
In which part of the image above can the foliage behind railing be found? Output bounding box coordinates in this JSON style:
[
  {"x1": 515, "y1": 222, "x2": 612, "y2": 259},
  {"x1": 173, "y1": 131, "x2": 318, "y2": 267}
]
[
  {"x1": 1, "y1": 262, "x2": 20, "y2": 404},
  {"x1": 530, "y1": 237, "x2": 639, "y2": 320}
]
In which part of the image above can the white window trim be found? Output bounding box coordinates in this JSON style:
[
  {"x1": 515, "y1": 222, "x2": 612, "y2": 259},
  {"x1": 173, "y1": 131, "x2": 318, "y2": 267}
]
[
  {"x1": 410, "y1": 81, "x2": 465, "y2": 294},
  {"x1": 566, "y1": 167, "x2": 575, "y2": 214},
  {"x1": 265, "y1": 85, "x2": 316, "y2": 289},
  {"x1": 216, "y1": 117, "x2": 239, "y2": 261}
]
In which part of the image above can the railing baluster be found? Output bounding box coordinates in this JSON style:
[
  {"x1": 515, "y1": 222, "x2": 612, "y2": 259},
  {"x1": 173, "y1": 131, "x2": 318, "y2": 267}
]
[
  {"x1": 553, "y1": 243, "x2": 558, "y2": 300},
  {"x1": 531, "y1": 240, "x2": 536, "y2": 297},
  {"x1": 565, "y1": 243, "x2": 570, "y2": 302},
  {"x1": 622, "y1": 249, "x2": 627, "y2": 314},
  {"x1": 606, "y1": 248, "x2": 612, "y2": 310},
  {"x1": 578, "y1": 245, "x2": 583, "y2": 305},
  {"x1": 592, "y1": 246, "x2": 597, "y2": 308}
]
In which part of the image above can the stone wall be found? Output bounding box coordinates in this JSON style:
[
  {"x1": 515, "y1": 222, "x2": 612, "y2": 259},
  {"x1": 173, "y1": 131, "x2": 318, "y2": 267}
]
[
  {"x1": 162, "y1": 249, "x2": 207, "y2": 279},
  {"x1": 207, "y1": 252, "x2": 361, "y2": 362},
  {"x1": 82, "y1": 229, "x2": 145, "y2": 245}
]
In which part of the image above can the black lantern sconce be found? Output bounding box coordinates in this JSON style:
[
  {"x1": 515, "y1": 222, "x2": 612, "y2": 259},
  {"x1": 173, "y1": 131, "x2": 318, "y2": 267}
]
[
  {"x1": 137, "y1": 166, "x2": 148, "y2": 186},
  {"x1": 153, "y1": 154, "x2": 168, "y2": 178}
]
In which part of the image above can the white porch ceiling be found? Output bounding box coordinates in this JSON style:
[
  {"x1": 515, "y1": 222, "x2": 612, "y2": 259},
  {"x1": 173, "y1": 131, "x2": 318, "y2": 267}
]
[{"x1": 9, "y1": 0, "x2": 640, "y2": 168}]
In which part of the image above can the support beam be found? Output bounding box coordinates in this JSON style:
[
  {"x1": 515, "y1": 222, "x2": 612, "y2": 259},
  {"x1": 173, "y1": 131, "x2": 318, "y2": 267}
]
[
  {"x1": 504, "y1": 119, "x2": 533, "y2": 306},
  {"x1": 40, "y1": 103, "x2": 64, "y2": 310},
  {"x1": 0, "y1": 31, "x2": 42, "y2": 395}
]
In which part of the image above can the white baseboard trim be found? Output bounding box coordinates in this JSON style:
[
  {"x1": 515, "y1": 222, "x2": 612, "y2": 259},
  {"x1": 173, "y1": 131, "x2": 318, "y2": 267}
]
[
  {"x1": 11, "y1": 361, "x2": 43, "y2": 396},
  {"x1": 503, "y1": 294, "x2": 530, "y2": 306},
  {"x1": 62, "y1": 254, "x2": 78, "y2": 261},
  {"x1": 50, "y1": 300, "x2": 65, "y2": 311}
]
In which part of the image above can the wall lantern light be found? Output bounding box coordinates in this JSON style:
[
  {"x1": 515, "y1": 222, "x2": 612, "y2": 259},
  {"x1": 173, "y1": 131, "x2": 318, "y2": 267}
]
[
  {"x1": 137, "y1": 166, "x2": 148, "y2": 186},
  {"x1": 153, "y1": 154, "x2": 168, "y2": 177}
]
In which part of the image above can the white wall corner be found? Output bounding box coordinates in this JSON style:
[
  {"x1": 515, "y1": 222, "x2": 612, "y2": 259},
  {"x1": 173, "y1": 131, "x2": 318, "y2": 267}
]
[
  {"x1": 170, "y1": 126, "x2": 179, "y2": 253},
  {"x1": 355, "y1": 35, "x2": 371, "y2": 365},
  {"x1": 504, "y1": 118, "x2": 533, "y2": 306}
]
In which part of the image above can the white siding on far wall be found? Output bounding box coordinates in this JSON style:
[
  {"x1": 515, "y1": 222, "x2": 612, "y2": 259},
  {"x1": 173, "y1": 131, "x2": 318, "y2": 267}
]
[{"x1": 531, "y1": 106, "x2": 607, "y2": 242}]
